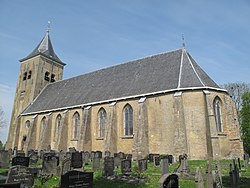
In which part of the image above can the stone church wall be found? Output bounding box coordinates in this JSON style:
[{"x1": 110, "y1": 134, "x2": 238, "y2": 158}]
[{"x1": 16, "y1": 89, "x2": 243, "y2": 160}]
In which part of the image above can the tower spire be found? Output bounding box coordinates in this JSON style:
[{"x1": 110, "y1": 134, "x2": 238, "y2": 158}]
[
  {"x1": 182, "y1": 34, "x2": 186, "y2": 49},
  {"x1": 47, "y1": 21, "x2": 51, "y2": 33}
]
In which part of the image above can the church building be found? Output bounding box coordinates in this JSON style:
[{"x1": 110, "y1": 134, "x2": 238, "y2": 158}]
[{"x1": 6, "y1": 30, "x2": 243, "y2": 160}]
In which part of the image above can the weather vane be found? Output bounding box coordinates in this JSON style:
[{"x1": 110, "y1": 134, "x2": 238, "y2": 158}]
[
  {"x1": 47, "y1": 21, "x2": 51, "y2": 33},
  {"x1": 182, "y1": 34, "x2": 186, "y2": 48}
]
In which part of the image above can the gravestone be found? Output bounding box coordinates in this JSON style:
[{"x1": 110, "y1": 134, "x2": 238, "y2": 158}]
[
  {"x1": 148, "y1": 153, "x2": 156, "y2": 162},
  {"x1": 5, "y1": 165, "x2": 34, "y2": 188},
  {"x1": 68, "y1": 147, "x2": 76, "y2": 153},
  {"x1": 161, "y1": 158, "x2": 169, "y2": 175},
  {"x1": 92, "y1": 157, "x2": 100, "y2": 171},
  {"x1": 195, "y1": 167, "x2": 204, "y2": 188},
  {"x1": 65, "y1": 152, "x2": 71, "y2": 159},
  {"x1": 71, "y1": 151, "x2": 83, "y2": 169},
  {"x1": 61, "y1": 158, "x2": 72, "y2": 175},
  {"x1": 29, "y1": 153, "x2": 38, "y2": 166},
  {"x1": 103, "y1": 157, "x2": 114, "y2": 177},
  {"x1": 212, "y1": 170, "x2": 222, "y2": 188},
  {"x1": 244, "y1": 153, "x2": 249, "y2": 168},
  {"x1": 121, "y1": 159, "x2": 132, "y2": 174},
  {"x1": 84, "y1": 152, "x2": 90, "y2": 165},
  {"x1": 206, "y1": 161, "x2": 213, "y2": 188},
  {"x1": 59, "y1": 150, "x2": 66, "y2": 161},
  {"x1": 138, "y1": 159, "x2": 147, "y2": 172},
  {"x1": 114, "y1": 156, "x2": 120, "y2": 168},
  {"x1": 118, "y1": 152, "x2": 125, "y2": 160},
  {"x1": 12, "y1": 156, "x2": 29, "y2": 167},
  {"x1": 61, "y1": 170, "x2": 93, "y2": 188},
  {"x1": 104, "y1": 151, "x2": 111, "y2": 157},
  {"x1": 91, "y1": 151, "x2": 95, "y2": 161},
  {"x1": 0, "y1": 150, "x2": 9, "y2": 168},
  {"x1": 41, "y1": 155, "x2": 60, "y2": 176},
  {"x1": 158, "y1": 173, "x2": 179, "y2": 188},
  {"x1": 126, "y1": 154, "x2": 132, "y2": 160},
  {"x1": 154, "y1": 155, "x2": 161, "y2": 167},
  {"x1": 39, "y1": 150, "x2": 44, "y2": 159},
  {"x1": 176, "y1": 154, "x2": 189, "y2": 173},
  {"x1": 96, "y1": 151, "x2": 102, "y2": 158},
  {"x1": 168, "y1": 155, "x2": 173, "y2": 164},
  {"x1": 13, "y1": 147, "x2": 17, "y2": 157}
]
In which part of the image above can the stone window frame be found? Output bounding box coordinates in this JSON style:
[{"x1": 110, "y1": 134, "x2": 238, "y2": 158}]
[
  {"x1": 27, "y1": 70, "x2": 32, "y2": 79},
  {"x1": 25, "y1": 120, "x2": 31, "y2": 129},
  {"x1": 97, "y1": 108, "x2": 106, "y2": 139},
  {"x1": 23, "y1": 72, "x2": 27, "y2": 81},
  {"x1": 54, "y1": 114, "x2": 62, "y2": 142},
  {"x1": 123, "y1": 104, "x2": 133, "y2": 136},
  {"x1": 213, "y1": 96, "x2": 223, "y2": 133},
  {"x1": 72, "y1": 111, "x2": 80, "y2": 140},
  {"x1": 40, "y1": 116, "x2": 46, "y2": 141}
]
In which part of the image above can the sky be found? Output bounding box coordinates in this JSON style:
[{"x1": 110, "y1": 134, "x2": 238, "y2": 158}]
[{"x1": 0, "y1": 0, "x2": 250, "y2": 143}]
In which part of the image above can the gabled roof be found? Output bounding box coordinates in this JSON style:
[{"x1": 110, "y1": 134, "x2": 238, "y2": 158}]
[
  {"x1": 20, "y1": 31, "x2": 65, "y2": 65},
  {"x1": 22, "y1": 48, "x2": 224, "y2": 115}
]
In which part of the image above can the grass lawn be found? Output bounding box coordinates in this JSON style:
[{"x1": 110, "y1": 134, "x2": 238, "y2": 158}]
[{"x1": 1, "y1": 159, "x2": 250, "y2": 187}]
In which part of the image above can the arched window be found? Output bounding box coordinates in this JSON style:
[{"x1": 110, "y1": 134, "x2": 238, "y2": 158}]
[
  {"x1": 51, "y1": 74, "x2": 55, "y2": 82},
  {"x1": 98, "y1": 108, "x2": 106, "y2": 138},
  {"x1": 54, "y1": 114, "x2": 62, "y2": 142},
  {"x1": 73, "y1": 112, "x2": 80, "y2": 140},
  {"x1": 28, "y1": 70, "x2": 32, "y2": 79},
  {"x1": 123, "y1": 104, "x2": 133, "y2": 136},
  {"x1": 44, "y1": 71, "x2": 50, "y2": 81},
  {"x1": 25, "y1": 120, "x2": 30, "y2": 129},
  {"x1": 213, "y1": 97, "x2": 223, "y2": 132},
  {"x1": 23, "y1": 72, "x2": 27, "y2": 80},
  {"x1": 40, "y1": 117, "x2": 46, "y2": 140}
]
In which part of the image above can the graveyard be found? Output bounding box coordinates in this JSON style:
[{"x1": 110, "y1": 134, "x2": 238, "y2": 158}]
[{"x1": 0, "y1": 149, "x2": 250, "y2": 187}]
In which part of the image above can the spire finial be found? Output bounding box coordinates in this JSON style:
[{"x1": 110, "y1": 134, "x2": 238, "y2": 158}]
[
  {"x1": 47, "y1": 21, "x2": 51, "y2": 33},
  {"x1": 182, "y1": 34, "x2": 186, "y2": 49}
]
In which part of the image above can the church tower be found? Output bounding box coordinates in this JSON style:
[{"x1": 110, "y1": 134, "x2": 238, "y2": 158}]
[{"x1": 6, "y1": 27, "x2": 65, "y2": 149}]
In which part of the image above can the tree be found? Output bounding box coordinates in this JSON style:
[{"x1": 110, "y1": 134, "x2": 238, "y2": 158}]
[
  {"x1": 221, "y1": 82, "x2": 250, "y2": 125},
  {"x1": 0, "y1": 106, "x2": 7, "y2": 128},
  {"x1": 241, "y1": 92, "x2": 250, "y2": 154}
]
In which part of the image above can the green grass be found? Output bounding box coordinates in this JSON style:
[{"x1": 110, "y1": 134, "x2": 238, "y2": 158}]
[{"x1": 1, "y1": 159, "x2": 250, "y2": 187}]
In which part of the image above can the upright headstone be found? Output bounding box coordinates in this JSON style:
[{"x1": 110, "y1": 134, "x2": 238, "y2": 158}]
[
  {"x1": 84, "y1": 152, "x2": 90, "y2": 165},
  {"x1": 118, "y1": 152, "x2": 125, "y2": 160},
  {"x1": 195, "y1": 167, "x2": 204, "y2": 188},
  {"x1": 60, "y1": 170, "x2": 93, "y2": 188},
  {"x1": 61, "y1": 158, "x2": 72, "y2": 175},
  {"x1": 41, "y1": 155, "x2": 60, "y2": 176},
  {"x1": 102, "y1": 157, "x2": 114, "y2": 177},
  {"x1": 158, "y1": 173, "x2": 179, "y2": 188},
  {"x1": 0, "y1": 150, "x2": 9, "y2": 168},
  {"x1": 138, "y1": 159, "x2": 147, "y2": 172},
  {"x1": 114, "y1": 156, "x2": 120, "y2": 168},
  {"x1": 161, "y1": 158, "x2": 169, "y2": 175},
  {"x1": 29, "y1": 153, "x2": 38, "y2": 166},
  {"x1": 5, "y1": 165, "x2": 34, "y2": 188},
  {"x1": 12, "y1": 156, "x2": 29, "y2": 167},
  {"x1": 206, "y1": 161, "x2": 213, "y2": 188},
  {"x1": 92, "y1": 157, "x2": 100, "y2": 171},
  {"x1": 71, "y1": 151, "x2": 83, "y2": 169},
  {"x1": 244, "y1": 153, "x2": 249, "y2": 168},
  {"x1": 211, "y1": 170, "x2": 222, "y2": 188},
  {"x1": 154, "y1": 155, "x2": 161, "y2": 167},
  {"x1": 96, "y1": 151, "x2": 102, "y2": 158},
  {"x1": 121, "y1": 159, "x2": 132, "y2": 174},
  {"x1": 176, "y1": 154, "x2": 189, "y2": 173},
  {"x1": 104, "y1": 151, "x2": 111, "y2": 157}
]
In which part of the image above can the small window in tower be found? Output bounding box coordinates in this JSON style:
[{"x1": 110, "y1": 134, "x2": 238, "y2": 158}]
[
  {"x1": 23, "y1": 72, "x2": 27, "y2": 81},
  {"x1": 44, "y1": 72, "x2": 50, "y2": 81},
  {"x1": 51, "y1": 74, "x2": 55, "y2": 82},
  {"x1": 28, "y1": 71, "x2": 32, "y2": 79}
]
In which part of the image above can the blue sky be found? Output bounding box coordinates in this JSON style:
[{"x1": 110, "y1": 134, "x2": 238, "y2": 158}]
[{"x1": 0, "y1": 0, "x2": 250, "y2": 143}]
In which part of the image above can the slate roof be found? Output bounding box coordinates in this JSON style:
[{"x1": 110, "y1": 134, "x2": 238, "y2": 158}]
[
  {"x1": 22, "y1": 48, "x2": 224, "y2": 115},
  {"x1": 20, "y1": 31, "x2": 65, "y2": 65}
]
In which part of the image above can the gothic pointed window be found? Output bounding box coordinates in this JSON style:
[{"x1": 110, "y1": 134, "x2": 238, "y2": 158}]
[
  {"x1": 73, "y1": 112, "x2": 80, "y2": 140},
  {"x1": 98, "y1": 108, "x2": 106, "y2": 138},
  {"x1": 40, "y1": 117, "x2": 46, "y2": 141},
  {"x1": 213, "y1": 97, "x2": 223, "y2": 132},
  {"x1": 54, "y1": 114, "x2": 62, "y2": 142},
  {"x1": 51, "y1": 74, "x2": 55, "y2": 82},
  {"x1": 123, "y1": 104, "x2": 133, "y2": 136}
]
